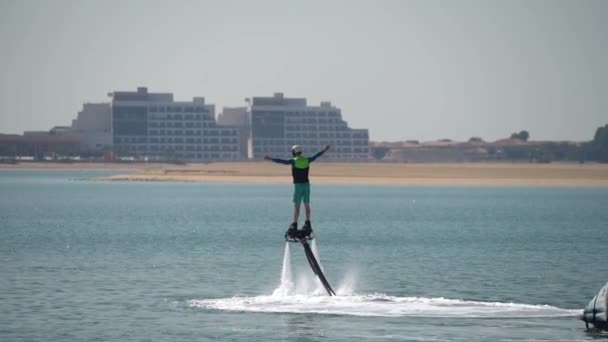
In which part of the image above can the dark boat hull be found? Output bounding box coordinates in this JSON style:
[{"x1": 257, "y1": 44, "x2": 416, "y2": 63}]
[{"x1": 582, "y1": 282, "x2": 608, "y2": 331}]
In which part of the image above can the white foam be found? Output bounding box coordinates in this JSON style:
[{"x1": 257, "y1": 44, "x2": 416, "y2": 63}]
[
  {"x1": 192, "y1": 241, "x2": 580, "y2": 319},
  {"x1": 190, "y1": 293, "x2": 580, "y2": 318},
  {"x1": 335, "y1": 269, "x2": 357, "y2": 296}
]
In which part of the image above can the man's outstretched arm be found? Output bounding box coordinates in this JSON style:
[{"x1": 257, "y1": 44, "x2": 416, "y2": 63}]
[
  {"x1": 309, "y1": 145, "x2": 331, "y2": 162},
  {"x1": 264, "y1": 155, "x2": 293, "y2": 165}
]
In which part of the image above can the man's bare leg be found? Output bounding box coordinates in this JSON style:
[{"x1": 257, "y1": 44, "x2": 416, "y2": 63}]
[
  {"x1": 302, "y1": 203, "x2": 312, "y2": 231},
  {"x1": 293, "y1": 203, "x2": 301, "y2": 225},
  {"x1": 304, "y1": 203, "x2": 311, "y2": 222}
]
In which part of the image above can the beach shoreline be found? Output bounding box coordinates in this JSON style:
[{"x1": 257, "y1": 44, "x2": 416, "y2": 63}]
[{"x1": 2, "y1": 161, "x2": 607, "y2": 187}]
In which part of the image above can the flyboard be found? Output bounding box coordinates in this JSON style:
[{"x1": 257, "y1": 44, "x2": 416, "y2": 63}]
[{"x1": 285, "y1": 227, "x2": 336, "y2": 296}]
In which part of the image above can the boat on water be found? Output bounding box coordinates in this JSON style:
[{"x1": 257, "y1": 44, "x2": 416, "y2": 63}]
[{"x1": 581, "y1": 281, "x2": 608, "y2": 331}]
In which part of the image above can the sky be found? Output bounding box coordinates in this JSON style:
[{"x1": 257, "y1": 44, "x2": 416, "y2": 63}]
[{"x1": 0, "y1": 0, "x2": 606, "y2": 142}]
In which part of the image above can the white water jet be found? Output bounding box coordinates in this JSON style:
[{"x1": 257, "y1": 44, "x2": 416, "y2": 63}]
[{"x1": 272, "y1": 243, "x2": 294, "y2": 296}]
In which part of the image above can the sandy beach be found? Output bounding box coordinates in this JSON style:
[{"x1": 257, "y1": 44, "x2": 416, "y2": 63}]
[{"x1": 2, "y1": 161, "x2": 607, "y2": 187}]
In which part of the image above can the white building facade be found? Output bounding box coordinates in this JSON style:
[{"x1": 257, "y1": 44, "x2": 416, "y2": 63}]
[
  {"x1": 70, "y1": 103, "x2": 112, "y2": 153},
  {"x1": 217, "y1": 107, "x2": 250, "y2": 160},
  {"x1": 250, "y1": 93, "x2": 369, "y2": 160},
  {"x1": 110, "y1": 87, "x2": 240, "y2": 161}
]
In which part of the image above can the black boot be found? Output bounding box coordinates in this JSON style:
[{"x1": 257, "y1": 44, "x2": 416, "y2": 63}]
[
  {"x1": 285, "y1": 222, "x2": 297, "y2": 240},
  {"x1": 302, "y1": 220, "x2": 312, "y2": 237}
]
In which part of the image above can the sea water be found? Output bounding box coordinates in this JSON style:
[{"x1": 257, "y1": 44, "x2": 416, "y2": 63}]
[{"x1": 1, "y1": 171, "x2": 607, "y2": 341}]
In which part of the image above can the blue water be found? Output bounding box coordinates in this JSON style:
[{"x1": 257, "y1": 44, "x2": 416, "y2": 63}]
[{"x1": 1, "y1": 171, "x2": 607, "y2": 341}]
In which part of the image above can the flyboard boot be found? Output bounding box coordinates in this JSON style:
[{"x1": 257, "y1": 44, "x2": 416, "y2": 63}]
[
  {"x1": 285, "y1": 222, "x2": 298, "y2": 241},
  {"x1": 285, "y1": 221, "x2": 314, "y2": 242}
]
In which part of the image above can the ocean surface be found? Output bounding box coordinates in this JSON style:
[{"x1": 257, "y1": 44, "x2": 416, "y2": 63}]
[{"x1": 1, "y1": 171, "x2": 607, "y2": 341}]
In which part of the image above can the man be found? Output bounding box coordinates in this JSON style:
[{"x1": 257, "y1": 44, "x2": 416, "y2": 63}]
[{"x1": 264, "y1": 144, "x2": 330, "y2": 238}]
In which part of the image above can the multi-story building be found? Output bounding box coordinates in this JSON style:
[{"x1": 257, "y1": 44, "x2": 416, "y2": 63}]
[
  {"x1": 69, "y1": 103, "x2": 112, "y2": 153},
  {"x1": 217, "y1": 107, "x2": 250, "y2": 160},
  {"x1": 249, "y1": 93, "x2": 369, "y2": 160},
  {"x1": 110, "y1": 87, "x2": 240, "y2": 161}
]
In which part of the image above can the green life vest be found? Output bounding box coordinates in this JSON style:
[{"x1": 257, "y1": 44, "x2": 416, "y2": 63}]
[
  {"x1": 291, "y1": 155, "x2": 312, "y2": 183},
  {"x1": 293, "y1": 156, "x2": 310, "y2": 169}
]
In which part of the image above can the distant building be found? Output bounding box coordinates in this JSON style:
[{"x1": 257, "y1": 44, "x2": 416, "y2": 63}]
[
  {"x1": 217, "y1": 107, "x2": 250, "y2": 160},
  {"x1": 0, "y1": 104, "x2": 109, "y2": 159},
  {"x1": 109, "y1": 87, "x2": 240, "y2": 161},
  {"x1": 0, "y1": 132, "x2": 79, "y2": 160},
  {"x1": 50, "y1": 126, "x2": 73, "y2": 134},
  {"x1": 69, "y1": 103, "x2": 112, "y2": 153},
  {"x1": 249, "y1": 93, "x2": 369, "y2": 160},
  {"x1": 2, "y1": 89, "x2": 371, "y2": 162}
]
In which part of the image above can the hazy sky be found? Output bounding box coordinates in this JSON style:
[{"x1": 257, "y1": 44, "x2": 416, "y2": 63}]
[{"x1": 1, "y1": 0, "x2": 606, "y2": 141}]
